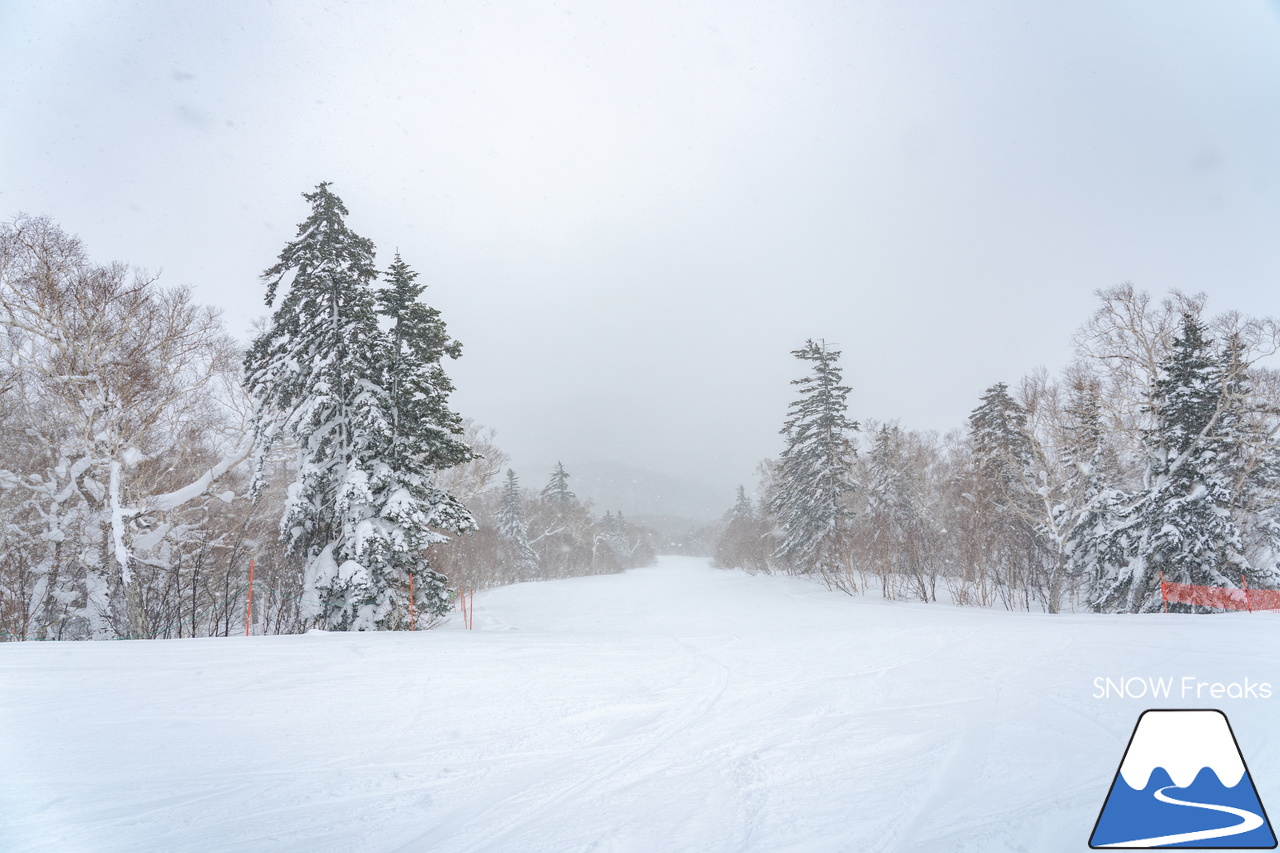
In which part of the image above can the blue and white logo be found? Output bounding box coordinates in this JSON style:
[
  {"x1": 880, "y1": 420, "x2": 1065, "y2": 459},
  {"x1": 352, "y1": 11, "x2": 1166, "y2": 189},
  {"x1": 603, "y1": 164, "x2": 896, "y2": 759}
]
[{"x1": 1090, "y1": 709, "x2": 1276, "y2": 848}]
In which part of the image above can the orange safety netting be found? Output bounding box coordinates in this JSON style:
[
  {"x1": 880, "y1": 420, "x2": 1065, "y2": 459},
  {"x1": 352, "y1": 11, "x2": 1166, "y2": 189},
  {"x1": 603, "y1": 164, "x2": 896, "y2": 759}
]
[{"x1": 1161, "y1": 579, "x2": 1280, "y2": 612}]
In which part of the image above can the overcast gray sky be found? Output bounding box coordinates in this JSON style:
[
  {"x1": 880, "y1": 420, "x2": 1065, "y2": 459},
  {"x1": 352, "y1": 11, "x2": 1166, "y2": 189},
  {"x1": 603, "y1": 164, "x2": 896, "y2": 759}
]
[{"x1": 3, "y1": 1, "x2": 1279, "y2": 505}]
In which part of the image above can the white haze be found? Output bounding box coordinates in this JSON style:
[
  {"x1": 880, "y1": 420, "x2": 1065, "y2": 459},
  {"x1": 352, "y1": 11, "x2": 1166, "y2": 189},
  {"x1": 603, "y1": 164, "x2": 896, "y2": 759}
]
[{"x1": 2, "y1": 0, "x2": 1279, "y2": 507}]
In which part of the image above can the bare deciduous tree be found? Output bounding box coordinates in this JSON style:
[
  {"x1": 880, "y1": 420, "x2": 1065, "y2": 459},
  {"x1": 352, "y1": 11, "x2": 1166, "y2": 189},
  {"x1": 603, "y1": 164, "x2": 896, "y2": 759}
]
[{"x1": 1, "y1": 215, "x2": 250, "y2": 639}]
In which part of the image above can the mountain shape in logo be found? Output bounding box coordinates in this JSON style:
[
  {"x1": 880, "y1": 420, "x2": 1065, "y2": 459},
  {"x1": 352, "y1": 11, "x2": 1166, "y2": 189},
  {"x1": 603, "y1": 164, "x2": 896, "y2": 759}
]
[{"x1": 1090, "y1": 709, "x2": 1276, "y2": 848}]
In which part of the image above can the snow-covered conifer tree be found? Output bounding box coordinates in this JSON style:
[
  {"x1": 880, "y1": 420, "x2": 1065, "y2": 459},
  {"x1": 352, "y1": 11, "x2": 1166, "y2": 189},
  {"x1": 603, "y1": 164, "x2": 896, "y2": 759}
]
[
  {"x1": 542, "y1": 462, "x2": 575, "y2": 506},
  {"x1": 862, "y1": 424, "x2": 915, "y2": 592},
  {"x1": 531, "y1": 462, "x2": 589, "y2": 577},
  {"x1": 1062, "y1": 374, "x2": 1120, "y2": 605},
  {"x1": 968, "y1": 382, "x2": 1033, "y2": 496},
  {"x1": 592, "y1": 511, "x2": 624, "y2": 573},
  {"x1": 769, "y1": 340, "x2": 859, "y2": 580},
  {"x1": 612, "y1": 511, "x2": 637, "y2": 565},
  {"x1": 729, "y1": 487, "x2": 755, "y2": 524},
  {"x1": 965, "y1": 382, "x2": 1050, "y2": 606},
  {"x1": 375, "y1": 252, "x2": 475, "y2": 623},
  {"x1": 495, "y1": 470, "x2": 538, "y2": 582},
  {"x1": 1217, "y1": 335, "x2": 1280, "y2": 578},
  {"x1": 1061, "y1": 375, "x2": 1109, "y2": 486},
  {"x1": 379, "y1": 254, "x2": 473, "y2": 472},
  {"x1": 865, "y1": 425, "x2": 915, "y2": 522},
  {"x1": 244, "y1": 184, "x2": 473, "y2": 630},
  {"x1": 592, "y1": 511, "x2": 632, "y2": 573},
  {"x1": 714, "y1": 486, "x2": 768, "y2": 572},
  {"x1": 1088, "y1": 315, "x2": 1252, "y2": 612}
]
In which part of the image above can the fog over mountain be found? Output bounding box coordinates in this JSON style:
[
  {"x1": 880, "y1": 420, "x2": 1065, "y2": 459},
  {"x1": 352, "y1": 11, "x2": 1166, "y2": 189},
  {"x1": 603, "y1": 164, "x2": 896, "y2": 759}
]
[
  {"x1": 548, "y1": 460, "x2": 728, "y2": 526},
  {"x1": 3, "y1": 1, "x2": 1278, "y2": 505}
]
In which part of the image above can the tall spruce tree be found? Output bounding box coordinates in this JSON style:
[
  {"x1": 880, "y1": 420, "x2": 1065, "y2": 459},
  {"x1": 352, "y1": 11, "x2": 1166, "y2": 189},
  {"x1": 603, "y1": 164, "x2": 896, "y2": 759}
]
[
  {"x1": 1063, "y1": 374, "x2": 1126, "y2": 607},
  {"x1": 593, "y1": 511, "x2": 624, "y2": 573},
  {"x1": 374, "y1": 252, "x2": 476, "y2": 622},
  {"x1": 542, "y1": 462, "x2": 575, "y2": 506},
  {"x1": 495, "y1": 469, "x2": 538, "y2": 582},
  {"x1": 769, "y1": 340, "x2": 859, "y2": 577},
  {"x1": 244, "y1": 183, "x2": 473, "y2": 630},
  {"x1": 1089, "y1": 314, "x2": 1246, "y2": 612},
  {"x1": 966, "y1": 382, "x2": 1047, "y2": 607},
  {"x1": 714, "y1": 486, "x2": 768, "y2": 572},
  {"x1": 608, "y1": 511, "x2": 632, "y2": 562},
  {"x1": 532, "y1": 462, "x2": 587, "y2": 577},
  {"x1": 1061, "y1": 374, "x2": 1110, "y2": 488},
  {"x1": 379, "y1": 253, "x2": 473, "y2": 470},
  {"x1": 863, "y1": 424, "x2": 916, "y2": 590},
  {"x1": 865, "y1": 424, "x2": 915, "y2": 522},
  {"x1": 1217, "y1": 335, "x2": 1280, "y2": 577},
  {"x1": 968, "y1": 382, "x2": 1034, "y2": 496}
]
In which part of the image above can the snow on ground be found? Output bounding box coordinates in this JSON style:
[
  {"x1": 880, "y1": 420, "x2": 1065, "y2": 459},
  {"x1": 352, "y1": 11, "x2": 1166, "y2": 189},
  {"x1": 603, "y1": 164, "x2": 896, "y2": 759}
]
[{"x1": 3, "y1": 555, "x2": 1279, "y2": 852}]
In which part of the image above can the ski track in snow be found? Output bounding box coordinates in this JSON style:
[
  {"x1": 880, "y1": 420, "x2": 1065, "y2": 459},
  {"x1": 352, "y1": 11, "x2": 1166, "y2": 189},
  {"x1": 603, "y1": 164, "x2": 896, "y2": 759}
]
[{"x1": 3, "y1": 556, "x2": 1280, "y2": 852}]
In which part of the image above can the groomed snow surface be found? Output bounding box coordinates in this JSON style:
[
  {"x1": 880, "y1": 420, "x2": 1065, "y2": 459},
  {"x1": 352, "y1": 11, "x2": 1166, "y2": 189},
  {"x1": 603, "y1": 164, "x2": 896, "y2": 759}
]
[{"x1": 3, "y1": 556, "x2": 1279, "y2": 852}]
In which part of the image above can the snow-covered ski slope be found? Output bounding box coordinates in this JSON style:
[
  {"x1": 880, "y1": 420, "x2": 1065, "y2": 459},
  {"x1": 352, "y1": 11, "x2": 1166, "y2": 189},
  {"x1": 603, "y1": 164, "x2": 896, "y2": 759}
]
[{"x1": 3, "y1": 556, "x2": 1279, "y2": 852}]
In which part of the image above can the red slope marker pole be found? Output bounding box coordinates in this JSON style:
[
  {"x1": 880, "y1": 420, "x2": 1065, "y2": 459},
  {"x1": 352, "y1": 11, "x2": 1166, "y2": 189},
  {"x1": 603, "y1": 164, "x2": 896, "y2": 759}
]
[
  {"x1": 245, "y1": 558, "x2": 255, "y2": 637},
  {"x1": 409, "y1": 573, "x2": 415, "y2": 631}
]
